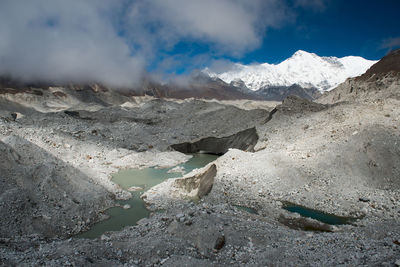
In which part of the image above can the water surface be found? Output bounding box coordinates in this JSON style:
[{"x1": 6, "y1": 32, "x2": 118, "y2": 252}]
[
  {"x1": 283, "y1": 202, "x2": 360, "y2": 225},
  {"x1": 77, "y1": 153, "x2": 218, "y2": 238}
]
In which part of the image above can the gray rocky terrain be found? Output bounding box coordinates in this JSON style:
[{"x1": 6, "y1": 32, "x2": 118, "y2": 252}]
[{"x1": 0, "y1": 50, "x2": 399, "y2": 266}]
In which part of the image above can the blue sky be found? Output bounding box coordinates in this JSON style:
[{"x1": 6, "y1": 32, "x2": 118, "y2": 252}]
[
  {"x1": 242, "y1": 0, "x2": 400, "y2": 64},
  {"x1": 0, "y1": 0, "x2": 399, "y2": 86},
  {"x1": 159, "y1": 0, "x2": 400, "y2": 74}
]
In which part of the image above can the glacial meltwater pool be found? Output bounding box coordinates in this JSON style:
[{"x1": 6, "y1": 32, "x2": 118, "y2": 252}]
[
  {"x1": 77, "y1": 153, "x2": 218, "y2": 239},
  {"x1": 282, "y1": 202, "x2": 360, "y2": 225}
]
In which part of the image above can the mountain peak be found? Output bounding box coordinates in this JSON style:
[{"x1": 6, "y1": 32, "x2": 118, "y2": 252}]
[
  {"x1": 292, "y1": 50, "x2": 313, "y2": 57},
  {"x1": 204, "y1": 51, "x2": 377, "y2": 92}
]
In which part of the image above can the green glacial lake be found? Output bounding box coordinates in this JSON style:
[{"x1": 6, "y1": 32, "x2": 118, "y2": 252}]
[
  {"x1": 77, "y1": 153, "x2": 218, "y2": 239},
  {"x1": 283, "y1": 202, "x2": 360, "y2": 225}
]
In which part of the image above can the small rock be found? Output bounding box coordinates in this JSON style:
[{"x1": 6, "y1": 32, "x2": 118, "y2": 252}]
[
  {"x1": 176, "y1": 213, "x2": 185, "y2": 219},
  {"x1": 123, "y1": 204, "x2": 131, "y2": 210},
  {"x1": 64, "y1": 144, "x2": 71, "y2": 149},
  {"x1": 360, "y1": 207, "x2": 368, "y2": 214},
  {"x1": 359, "y1": 197, "x2": 370, "y2": 202},
  {"x1": 214, "y1": 235, "x2": 225, "y2": 251},
  {"x1": 167, "y1": 166, "x2": 185, "y2": 174},
  {"x1": 395, "y1": 259, "x2": 400, "y2": 267},
  {"x1": 100, "y1": 234, "x2": 110, "y2": 241},
  {"x1": 161, "y1": 217, "x2": 170, "y2": 222},
  {"x1": 128, "y1": 186, "x2": 143, "y2": 192},
  {"x1": 42, "y1": 214, "x2": 51, "y2": 220},
  {"x1": 12, "y1": 112, "x2": 24, "y2": 120}
]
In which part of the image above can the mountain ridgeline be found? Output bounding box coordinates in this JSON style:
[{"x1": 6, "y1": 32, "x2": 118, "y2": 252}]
[
  {"x1": 0, "y1": 50, "x2": 390, "y2": 102},
  {"x1": 319, "y1": 48, "x2": 400, "y2": 104}
]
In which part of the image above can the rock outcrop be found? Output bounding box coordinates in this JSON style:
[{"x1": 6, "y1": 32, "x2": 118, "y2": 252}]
[
  {"x1": 277, "y1": 95, "x2": 328, "y2": 114},
  {"x1": 173, "y1": 164, "x2": 217, "y2": 199},
  {"x1": 170, "y1": 127, "x2": 259, "y2": 155},
  {"x1": 142, "y1": 163, "x2": 218, "y2": 209}
]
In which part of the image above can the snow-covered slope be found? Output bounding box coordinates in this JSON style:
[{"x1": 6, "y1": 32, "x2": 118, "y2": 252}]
[{"x1": 204, "y1": 50, "x2": 378, "y2": 92}]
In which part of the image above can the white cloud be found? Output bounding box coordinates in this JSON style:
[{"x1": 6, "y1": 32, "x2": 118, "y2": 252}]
[
  {"x1": 126, "y1": 0, "x2": 290, "y2": 56},
  {"x1": 0, "y1": 0, "x2": 144, "y2": 87},
  {"x1": 0, "y1": 0, "x2": 296, "y2": 86}
]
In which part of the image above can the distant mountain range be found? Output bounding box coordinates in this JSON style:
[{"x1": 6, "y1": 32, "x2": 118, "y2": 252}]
[
  {"x1": 0, "y1": 50, "x2": 384, "y2": 102},
  {"x1": 203, "y1": 50, "x2": 377, "y2": 92}
]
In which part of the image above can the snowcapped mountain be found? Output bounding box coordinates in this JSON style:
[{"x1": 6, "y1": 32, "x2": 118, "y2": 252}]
[{"x1": 203, "y1": 50, "x2": 378, "y2": 92}]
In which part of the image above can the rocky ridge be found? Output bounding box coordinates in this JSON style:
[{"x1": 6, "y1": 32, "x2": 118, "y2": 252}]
[{"x1": 319, "y1": 49, "x2": 400, "y2": 104}]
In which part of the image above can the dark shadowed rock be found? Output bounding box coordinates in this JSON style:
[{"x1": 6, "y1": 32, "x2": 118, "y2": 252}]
[
  {"x1": 171, "y1": 127, "x2": 259, "y2": 155},
  {"x1": 213, "y1": 234, "x2": 225, "y2": 250}
]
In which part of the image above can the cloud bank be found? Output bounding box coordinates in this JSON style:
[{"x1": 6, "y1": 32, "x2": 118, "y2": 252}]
[
  {"x1": 0, "y1": 0, "x2": 297, "y2": 87},
  {"x1": 125, "y1": 0, "x2": 289, "y2": 56},
  {"x1": 0, "y1": 0, "x2": 147, "y2": 87}
]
